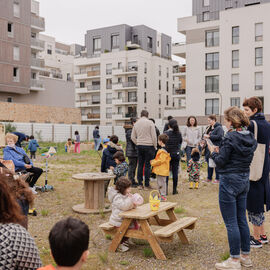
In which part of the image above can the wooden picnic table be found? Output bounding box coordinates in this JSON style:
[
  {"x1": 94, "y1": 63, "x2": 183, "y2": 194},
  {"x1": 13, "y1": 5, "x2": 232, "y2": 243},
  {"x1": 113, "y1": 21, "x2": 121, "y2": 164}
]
[
  {"x1": 72, "y1": 172, "x2": 115, "y2": 214},
  {"x1": 100, "y1": 202, "x2": 197, "y2": 260}
]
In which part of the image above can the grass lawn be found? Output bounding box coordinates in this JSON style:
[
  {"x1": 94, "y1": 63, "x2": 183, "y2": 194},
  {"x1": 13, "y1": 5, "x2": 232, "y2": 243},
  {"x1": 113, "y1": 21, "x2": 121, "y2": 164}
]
[{"x1": 5, "y1": 143, "x2": 270, "y2": 270}]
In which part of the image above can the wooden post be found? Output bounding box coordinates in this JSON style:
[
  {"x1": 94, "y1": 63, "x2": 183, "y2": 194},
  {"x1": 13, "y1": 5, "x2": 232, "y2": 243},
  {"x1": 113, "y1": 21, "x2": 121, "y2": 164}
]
[{"x1": 52, "y1": 124, "x2": 55, "y2": 142}]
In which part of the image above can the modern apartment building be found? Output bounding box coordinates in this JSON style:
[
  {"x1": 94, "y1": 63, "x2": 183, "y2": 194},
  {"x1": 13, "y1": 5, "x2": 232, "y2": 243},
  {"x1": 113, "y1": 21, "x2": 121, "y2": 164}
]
[
  {"x1": 74, "y1": 24, "x2": 175, "y2": 125},
  {"x1": 170, "y1": 0, "x2": 270, "y2": 124}
]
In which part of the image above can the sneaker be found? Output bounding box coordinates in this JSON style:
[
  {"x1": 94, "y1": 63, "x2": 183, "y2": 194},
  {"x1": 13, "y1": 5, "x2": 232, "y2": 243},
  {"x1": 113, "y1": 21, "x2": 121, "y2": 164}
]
[
  {"x1": 240, "y1": 255, "x2": 252, "y2": 268},
  {"x1": 213, "y1": 180, "x2": 220, "y2": 184},
  {"x1": 160, "y1": 195, "x2": 167, "y2": 202},
  {"x1": 215, "y1": 258, "x2": 241, "y2": 270},
  {"x1": 138, "y1": 185, "x2": 143, "y2": 190},
  {"x1": 260, "y1": 235, "x2": 268, "y2": 244},
  {"x1": 250, "y1": 236, "x2": 262, "y2": 248},
  {"x1": 30, "y1": 187, "x2": 38, "y2": 195},
  {"x1": 117, "y1": 243, "x2": 129, "y2": 252}
]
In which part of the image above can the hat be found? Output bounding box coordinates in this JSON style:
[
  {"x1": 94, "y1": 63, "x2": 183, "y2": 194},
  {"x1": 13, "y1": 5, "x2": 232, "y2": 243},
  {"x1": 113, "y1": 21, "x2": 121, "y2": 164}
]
[{"x1": 103, "y1": 138, "x2": 110, "y2": 143}]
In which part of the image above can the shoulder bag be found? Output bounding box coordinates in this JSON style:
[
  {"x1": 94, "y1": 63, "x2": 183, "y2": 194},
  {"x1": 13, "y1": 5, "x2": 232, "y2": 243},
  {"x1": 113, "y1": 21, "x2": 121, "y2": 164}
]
[{"x1": 11, "y1": 148, "x2": 31, "y2": 165}]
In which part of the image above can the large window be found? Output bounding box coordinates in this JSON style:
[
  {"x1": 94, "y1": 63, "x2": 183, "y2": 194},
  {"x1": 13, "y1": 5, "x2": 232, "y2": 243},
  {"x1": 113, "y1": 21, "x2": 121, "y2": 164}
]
[
  {"x1": 203, "y1": 0, "x2": 210, "y2": 6},
  {"x1": 203, "y1": 11, "x2": 210, "y2": 22},
  {"x1": 232, "y1": 50, "x2": 239, "y2": 68},
  {"x1": 147, "y1": 37, "x2": 153, "y2": 49},
  {"x1": 255, "y1": 72, "x2": 263, "y2": 90},
  {"x1": 205, "y1": 99, "x2": 219, "y2": 115},
  {"x1": 205, "y1": 30, "x2": 219, "y2": 47},
  {"x1": 13, "y1": 2, "x2": 20, "y2": 17},
  {"x1": 13, "y1": 46, "x2": 19, "y2": 61},
  {"x1": 111, "y1": 34, "x2": 119, "y2": 49},
  {"x1": 255, "y1": 47, "x2": 263, "y2": 66},
  {"x1": 93, "y1": 37, "x2": 101, "y2": 52},
  {"x1": 7, "y1": 22, "x2": 13, "y2": 37},
  {"x1": 231, "y1": 97, "x2": 240, "y2": 108},
  {"x1": 205, "y1": 52, "x2": 219, "y2": 70},
  {"x1": 106, "y1": 93, "x2": 112, "y2": 104},
  {"x1": 106, "y1": 107, "x2": 112, "y2": 119},
  {"x1": 255, "y1": 23, "x2": 263, "y2": 41},
  {"x1": 232, "y1": 74, "x2": 239, "y2": 91},
  {"x1": 159, "y1": 65, "x2": 161, "y2": 76},
  {"x1": 232, "y1": 26, "x2": 239, "y2": 44},
  {"x1": 144, "y1": 92, "x2": 147, "y2": 103},
  {"x1": 205, "y1": 76, "x2": 219, "y2": 93},
  {"x1": 106, "y1": 63, "x2": 112, "y2": 75},
  {"x1": 13, "y1": 67, "x2": 19, "y2": 82}
]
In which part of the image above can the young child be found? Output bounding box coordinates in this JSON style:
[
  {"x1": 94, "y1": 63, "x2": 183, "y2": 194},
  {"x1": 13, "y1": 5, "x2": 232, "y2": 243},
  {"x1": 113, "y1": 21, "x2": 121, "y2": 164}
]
[
  {"x1": 150, "y1": 134, "x2": 171, "y2": 201},
  {"x1": 38, "y1": 217, "x2": 89, "y2": 270},
  {"x1": 187, "y1": 148, "x2": 201, "y2": 189},
  {"x1": 27, "y1": 135, "x2": 39, "y2": 160},
  {"x1": 108, "y1": 177, "x2": 137, "y2": 252},
  {"x1": 110, "y1": 151, "x2": 128, "y2": 184},
  {"x1": 74, "y1": 131, "x2": 80, "y2": 154},
  {"x1": 65, "y1": 138, "x2": 73, "y2": 153}
]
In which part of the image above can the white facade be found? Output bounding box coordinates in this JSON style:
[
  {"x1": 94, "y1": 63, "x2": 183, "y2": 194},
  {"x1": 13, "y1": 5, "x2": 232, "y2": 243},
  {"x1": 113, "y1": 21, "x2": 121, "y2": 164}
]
[
  {"x1": 74, "y1": 49, "x2": 176, "y2": 125},
  {"x1": 171, "y1": 3, "x2": 270, "y2": 123}
]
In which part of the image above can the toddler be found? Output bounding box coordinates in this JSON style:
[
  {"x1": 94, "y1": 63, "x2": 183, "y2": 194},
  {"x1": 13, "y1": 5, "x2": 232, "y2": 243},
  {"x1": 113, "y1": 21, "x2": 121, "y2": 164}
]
[
  {"x1": 28, "y1": 135, "x2": 39, "y2": 160},
  {"x1": 65, "y1": 138, "x2": 73, "y2": 153},
  {"x1": 110, "y1": 151, "x2": 128, "y2": 184},
  {"x1": 187, "y1": 148, "x2": 201, "y2": 189}
]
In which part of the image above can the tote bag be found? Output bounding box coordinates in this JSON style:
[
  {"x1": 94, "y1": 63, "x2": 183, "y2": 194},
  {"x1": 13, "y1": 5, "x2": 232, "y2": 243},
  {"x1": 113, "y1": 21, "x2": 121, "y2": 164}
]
[{"x1": 250, "y1": 120, "x2": 265, "y2": 181}]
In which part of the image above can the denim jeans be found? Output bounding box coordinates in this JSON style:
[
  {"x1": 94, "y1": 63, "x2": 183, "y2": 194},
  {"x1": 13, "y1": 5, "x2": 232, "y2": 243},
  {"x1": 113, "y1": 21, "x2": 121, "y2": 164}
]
[
  {"x1": 166, "y1": 153, "x2": 180, "y2": 192},
  {"x1": 219, "y1": 172, "x2": 250, "y2": 258},
  {"x1": 128, "y1": 157, "x2": 138, "y2": 184},
  {"x1": 137, "y1": 145, "x2": 155, "y2": 187},
  {"x1": 185, "y1": 146, "x2": 194, "y2": 164},
  {"x1": 94, "y1": 138, "x2": 101, "y2": 151},
  {"x1": 207, "y1": 162, "x2": 220, "y2": 180}
]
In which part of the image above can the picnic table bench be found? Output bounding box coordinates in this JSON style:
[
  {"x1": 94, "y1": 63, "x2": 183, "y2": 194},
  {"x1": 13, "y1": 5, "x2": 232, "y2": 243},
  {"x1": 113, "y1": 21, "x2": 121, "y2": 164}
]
[{"x1": 100, "y1": 202, "x2": 197, "y2": 260}]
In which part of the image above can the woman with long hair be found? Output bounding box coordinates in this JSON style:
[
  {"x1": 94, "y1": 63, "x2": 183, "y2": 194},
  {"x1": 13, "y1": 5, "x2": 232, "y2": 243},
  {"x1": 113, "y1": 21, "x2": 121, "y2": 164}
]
[{"x1": 165, "y1": 119, "x2": 182, "y2": 194}]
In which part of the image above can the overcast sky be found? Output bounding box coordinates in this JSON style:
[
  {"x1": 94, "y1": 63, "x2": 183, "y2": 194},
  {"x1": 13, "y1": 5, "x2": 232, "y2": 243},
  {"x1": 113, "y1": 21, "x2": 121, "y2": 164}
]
[{"x1": 38, "y1": 0, "x2": 192, "y2": 46}]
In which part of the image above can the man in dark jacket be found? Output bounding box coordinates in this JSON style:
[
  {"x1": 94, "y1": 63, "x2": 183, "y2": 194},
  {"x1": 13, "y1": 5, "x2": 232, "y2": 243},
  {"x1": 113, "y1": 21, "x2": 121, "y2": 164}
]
[
  {"x1": 125, "y1": 118, "x2": 138, "y2": 187},
  {"x1": 93, "y1": 126, "x2": 101, "y2": 151},
  {"x1": 163, "y1": 116, "x2": 173, "y2": 133},
  {"x1": 13, "y1": 132, "x2": 29, "y2": 148}
]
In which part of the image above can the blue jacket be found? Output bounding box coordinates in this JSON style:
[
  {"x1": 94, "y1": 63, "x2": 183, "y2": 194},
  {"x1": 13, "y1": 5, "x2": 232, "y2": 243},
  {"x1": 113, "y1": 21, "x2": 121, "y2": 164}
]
[
  {"x1": 247, "y1": 113, "x2": 270, "y2": 214},
  {"x1": 211, "y1": 130, "x2": 257, "y2": 174},
  {"x1": 28, "y1": 139, "x2": 39, "y2": 152},
  {"x1": 13, "y1": 132, "x2": 27, "y2": 147},
  {"x1": 101, "y1": 142, "x2": 123, "y2": 172},
  {"x1": 3, "y1": 146, "x2": 33, "y2": 171}
]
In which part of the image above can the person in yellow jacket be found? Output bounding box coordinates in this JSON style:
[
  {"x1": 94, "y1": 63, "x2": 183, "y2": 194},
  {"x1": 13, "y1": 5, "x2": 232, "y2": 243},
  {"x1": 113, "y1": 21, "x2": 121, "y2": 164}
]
[{"x1": 150, "y1": 134, "x2": 171, "y2": 201}]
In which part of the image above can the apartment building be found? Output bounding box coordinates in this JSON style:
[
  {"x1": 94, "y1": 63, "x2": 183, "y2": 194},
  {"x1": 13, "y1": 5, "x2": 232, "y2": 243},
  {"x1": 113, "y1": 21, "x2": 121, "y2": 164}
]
[
  {"x1": 74, "y1": 24, "x2": 175, "y2": 126},
  {"x1": 170, "y1": 0, "x2": 270, "y2": 124}
]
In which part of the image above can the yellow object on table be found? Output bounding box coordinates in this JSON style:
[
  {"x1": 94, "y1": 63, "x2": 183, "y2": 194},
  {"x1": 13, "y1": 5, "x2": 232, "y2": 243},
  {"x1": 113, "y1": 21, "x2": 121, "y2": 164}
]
[{"x1": 149, "y1": 190, "x2": 161, "y2": 211}]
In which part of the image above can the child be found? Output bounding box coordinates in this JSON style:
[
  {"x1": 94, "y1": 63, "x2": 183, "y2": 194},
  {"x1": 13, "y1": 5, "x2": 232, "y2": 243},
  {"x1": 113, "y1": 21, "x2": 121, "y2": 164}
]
[
  {"x1": 74, "y1": 131, "x2": 80, "y2": 154},
  {"x1": 150, "y1": 134, "x2": 171, "y2": 201},
  {"x1": 108, "y1": 177, "x2": 137, "y2": 252},
  {"x1": 187, "y1": 148, "x2": 201, "y2": 189},
  {"x1": 110, "y1": 151, "x2": 128, "y2": 184},
  {"x1": 28, "y1": 135, "x2": 39, "y2": 160},
  {"x1": 65, "y1": 138, "x2": 73, "y2": 153},
  {"x1": 38, "y1": 217, "x2": 89, "y2": 270}
]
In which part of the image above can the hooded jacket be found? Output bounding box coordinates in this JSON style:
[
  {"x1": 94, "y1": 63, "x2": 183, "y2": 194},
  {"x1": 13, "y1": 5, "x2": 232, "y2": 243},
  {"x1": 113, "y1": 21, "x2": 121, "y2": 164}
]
[
  {"x1": 211, "y1": 130, "x2": 257, "y2": 174},
  {"x1": 125, "y1": 128, "x2": 137, "y2": 158},
  {"x1": 101, "y1": 142, "x2": 123, "y2": 172},
  {"x1": 108, "y1": 187, "x2": 134, "y2": 227},
  {"x1": 28, "y1": 139, "x2": 39, "y2": 152},
  {"x1": 151, "y1": 148, "x2": 171, "y2": 177},
  {"x1": 209, "y1": 122, "x2": 224, "y2": 147}
]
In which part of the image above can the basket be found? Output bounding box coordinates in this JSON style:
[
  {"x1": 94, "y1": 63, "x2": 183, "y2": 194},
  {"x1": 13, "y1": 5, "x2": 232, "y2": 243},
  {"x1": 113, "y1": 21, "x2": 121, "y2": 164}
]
[{"x1": 149, "y1": 190, "x2": 161, "y2": 211}]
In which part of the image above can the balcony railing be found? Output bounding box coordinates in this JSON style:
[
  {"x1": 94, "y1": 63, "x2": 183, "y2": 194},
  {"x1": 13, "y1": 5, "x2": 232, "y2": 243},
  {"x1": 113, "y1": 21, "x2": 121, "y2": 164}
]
[
  {"x1": 87, "y1": 85, "x2": 100, "y2": 91},
  {"x1": 52, "y1": 73, "x2": 63, "y2": 79},
  {"x1": 87, "y1": 113, "x2": 100, "y2": 119},
  {"x1": 197, "y1": 11, "x2": 220, "y2": 23},
  {"x1": 122, "y1": 81, "x2": 138, "y2": 88},
  {"x1": 173, "y1": 88, "x2": 186, "y2": 95},
  {"x1": 31, "y1": 15, "x2": 45, "y2": 29},
  {"x1": 106, "y1": 84, "x2": 112, "y2": 89},
  {"x1": 31, "y1": 79, "x2": 44, "y2": 89},
  {"x1": 173, "y1": 66, "x2": 186, "y2": 74},
  {"x1": 31, "y1": 38, "x2": 45, "y2": 49},
  {"x1": 89, "y1": 100, "x2": 100, "y2": 105},
  {"x1": 31, "y1": 58, "x2": 45, "y2": 68},
  {"x1": 87, "y1": 70, "x2": 100, "y2": 77}
]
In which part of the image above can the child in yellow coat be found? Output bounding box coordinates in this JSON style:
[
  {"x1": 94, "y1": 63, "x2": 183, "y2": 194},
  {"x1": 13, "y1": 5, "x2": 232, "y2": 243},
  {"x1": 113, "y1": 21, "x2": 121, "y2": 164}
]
[{"x1": 151, "y1": 134, "x2": 171, "y2": 201}]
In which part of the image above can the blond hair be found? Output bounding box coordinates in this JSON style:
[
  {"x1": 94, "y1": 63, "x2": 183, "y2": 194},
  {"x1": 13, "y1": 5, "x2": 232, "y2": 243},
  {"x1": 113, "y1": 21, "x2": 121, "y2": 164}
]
[
  {"x1": 5, "y1": 133, "x2": 18, "y2": 144},
  {"x1": 224, "y1": 107, "x2": 250, "y2": 128}
]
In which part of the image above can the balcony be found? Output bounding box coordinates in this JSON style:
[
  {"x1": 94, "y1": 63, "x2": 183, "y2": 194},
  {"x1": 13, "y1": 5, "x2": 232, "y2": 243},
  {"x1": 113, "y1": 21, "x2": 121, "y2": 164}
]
[
  {"x1": 74, "y1": 70, "x2": 100, "y2": 80},
  {"x1": 172, "y1": 42, "x2": 186, "y2": 59},
  {"x1": 87, "y1": 85, "x2": 100, "y2": 91},
  {"x1": 126, "y1": 40, "x2": 141, "y2": 49},
  {"x1": 173, "y1": 88, "x2": 186, "y2": 95},
  {"x1": 173, "y1": 66, "x2": 186, "y2": 76},
  {"x1": 112, "y1": 97, "x2": 138, "y2": 105},
  {"x1": 112, "y1": 112, "x2": 137, "y2": 120},
  {"x1": 82, "y1": 113, "x2": 100, "y2": 121},
  {"x1": 31, "y1": 15, "x2": 45, "y2": 31},
  {"x1": 31, "y1": 38, "x2": 45, "y2": 51},
  {"x1": 112, "y1": 66, "x2": 138, "y2": 76},
  {"x1": 112, "y1": 81, "x2": 138, "y2": 91},
  {"x1": 30, "y1": 79, "x2": 44, "y2": 91},
  {"x1": 31, "y1": 58, "x2": 45, "y2": 71},
  {"x1": 75, "y1": 100, "x2": 100, "y2": 108}
]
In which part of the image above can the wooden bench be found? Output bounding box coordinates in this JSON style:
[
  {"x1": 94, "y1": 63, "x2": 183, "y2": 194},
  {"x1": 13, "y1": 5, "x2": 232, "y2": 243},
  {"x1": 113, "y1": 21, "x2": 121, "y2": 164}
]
[{"x1": 154, "y1": 217, "x2": 197, "y2": 244}]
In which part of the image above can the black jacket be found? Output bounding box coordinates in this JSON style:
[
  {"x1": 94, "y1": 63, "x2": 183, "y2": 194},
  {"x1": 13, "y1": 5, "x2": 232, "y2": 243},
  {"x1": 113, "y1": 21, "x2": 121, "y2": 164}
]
[
  {"x1": 165, "y1": 129, "x2": 182, "y2": 156},
  {"x1": 209, "y1": 122, "x2": 224, "y2": 147},
  {"x1": 13, "y1": 132, "x2": 27, "y2": 148},
  {"x1": 211, "y1": 130, "x2": 257, "y2": 174},
  {"x1": 125, "y1": 128, "x2": 137, "y2": 158},
  {"x1": 163, "y1": 123, "x2": 169, "y2": 133},
  {"x1": 101, "y1": 142, "x2": 123, "y2": 172},
  {"x1": 93, "y1": 129, "x2": 100, "y2": 139}
]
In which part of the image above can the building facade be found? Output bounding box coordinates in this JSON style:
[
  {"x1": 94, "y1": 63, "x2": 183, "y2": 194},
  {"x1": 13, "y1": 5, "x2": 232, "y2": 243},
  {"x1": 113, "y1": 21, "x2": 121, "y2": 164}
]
[
  {"x1": 170, "y1": 1, "x2": 270, "y2": 124},
  {"x1": 75, "y1": 24, "x2": 175, "y2": 125}
]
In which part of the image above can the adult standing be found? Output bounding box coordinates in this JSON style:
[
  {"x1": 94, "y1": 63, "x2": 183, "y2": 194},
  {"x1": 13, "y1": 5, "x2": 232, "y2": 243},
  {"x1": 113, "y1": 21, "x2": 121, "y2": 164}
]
[
  {"x1": 163, "y1": 116, "x2": 173, "y2": 133},
  {"x1": 131, "y1": 110, "x2": 157, "y2": 190},
  {"x1": 204, "y1": 115, "x2": 224, "y2": 183},
  {"x1": 165, "y1": 119, "x2": 182, "y2": 194},
  {"x1": 93, "y1": 126, "x2": 101, "y2": 151},
  {"x1": 243, "y1": 97, "x2": 270, "y2": 248},
  {"x1": 125, "y1": 118, "x2": 139, "y2": 187},
  {"x1": 209, "y1": 107, "x2": 257, "y2": 270},
  {"x1": 13, "y1": 132, "x2": 29, "y2": 148},
  {"x1": 149, "y1": 118, "x2": 160, "y2": 148},
  {"x1": 183, "y1": 116, "x2": 201, "y2": 163}
]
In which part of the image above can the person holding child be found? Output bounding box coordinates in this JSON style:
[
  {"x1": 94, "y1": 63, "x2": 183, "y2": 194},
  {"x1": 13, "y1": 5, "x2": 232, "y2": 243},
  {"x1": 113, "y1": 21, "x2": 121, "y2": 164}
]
[
  {"x1": 150, "y1": 134, "x2": 171, "y2": 201},
  {"x1": 110, "y1": 151, "x2": 128, "y2": 184},
  {"x1": 187, "y1": 148, "x2": 201, "y2": 189}
]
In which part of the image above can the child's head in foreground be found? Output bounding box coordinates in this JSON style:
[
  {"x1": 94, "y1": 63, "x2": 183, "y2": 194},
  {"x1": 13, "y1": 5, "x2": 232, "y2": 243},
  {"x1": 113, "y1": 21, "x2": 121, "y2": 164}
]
[
  {"x1": 113, "y1": 151, "x2": 125, "y2": 165},
  {"x1": 115, "y1": 177, "x2": 131, "y2": 195},
  {"x1": 49, "y1": 217, "x2": 90, "y2": 268},
  {"x1": 158, "y1": 134, "x2": 169, "y2": 147}
]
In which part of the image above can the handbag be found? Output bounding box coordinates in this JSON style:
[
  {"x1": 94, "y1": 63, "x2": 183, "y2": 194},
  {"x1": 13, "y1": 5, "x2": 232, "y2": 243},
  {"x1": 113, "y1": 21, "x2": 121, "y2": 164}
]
[
  {"x1": 249, "y1": 120, "x2": 265, "y2": 181},
  {"x1": 209, "y1": 158, "x2": 216, "y2": 168},
  {"x1": 11, "y1": 148, "x2": 31, "y2": 165}
]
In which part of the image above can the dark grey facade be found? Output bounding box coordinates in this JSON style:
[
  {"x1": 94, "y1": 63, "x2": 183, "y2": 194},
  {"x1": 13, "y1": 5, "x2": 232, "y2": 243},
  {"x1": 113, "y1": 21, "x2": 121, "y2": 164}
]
[
  {"x1": 84, "y1": 24, "x2": 171, "y2": 59},
  {"x1": 193, "y1": 0, "x2": 270, "y2": 22}
]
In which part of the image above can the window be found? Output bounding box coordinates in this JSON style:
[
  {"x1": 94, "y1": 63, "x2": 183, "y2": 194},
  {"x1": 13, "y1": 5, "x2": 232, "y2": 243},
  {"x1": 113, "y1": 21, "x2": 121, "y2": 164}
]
[
  {"x1": 117, "y1": 77, "x2": 122, "y2": 83},
  {"x1": 47, "y1": 44, "x2": 52, "y2": 55},
  {"x1": 166, "y1": 81, "x2": 169, "y2": 92},
  {"x1": 128, "y1": 92, "x2": 137, "y2": 102},
  {"x1": 106, "y1": 107, "x2": 112, "y2": 119},
  {"x1": 205, "y1": 52, "x2": 219, "y2": 70},
  {"x1": 231, "y1": 97, "x2": 240, "y2": 108},
  {"x1": 232, "y1": 50, "x2": 239, "y2": 68},
  {"x1": 144, "y1": 92, "x2": 147, "y2": 103},
  {"x1": 232, "y1": 74, "x2": 239, "y2": 91},
  {"x1": 13, "y1": 2, "x2": 20, "y2": 17},
  {"x1": 255, "y1": 72, "x2": 263, "y2": 90},
  {"x1": 203, "y1": 12, "x2": 210, "y2": 22},
  {"x1": 7, "y1": 22, "x2": 13, "y2": 37},
  {"x1": 225, "y1": 0, "x2": 233, "y2": 9},
  {"x1": 255, "y1": 47, "x2": 263, "y2": 66},
  {"x1": 159, "y1": 65, "x2": 161, "y2": 76},
  {"x1": 117, "y1": 62, "x2": 122, "y2": 69},
  {"x1": 133, "y1": 35, "x2": 138, "y2": 44},
  {"x1": 106, "y1": 63, "x2": 112, "y2": 75},
  {"x1": 106, "y1": 93, "x2": 112, "y2": 104},
  {"x1": 144, "y1": 78, "x2": 147, "y2": 89},
  {"x1": 117, "y1": 92, "x2": 122, "y2": 100},
  {"x1": 203, "y1": 0, "x2": 210, "y2": 6},
  {"x1": 159, "y1": 80, "x2": 161, "y2": 90},
  {"x1": 127, "y1": 61, "x2": 138, "y2": 71},
  {"x1": 111, "y1": 34, "x2": 120, "y2": 49},
  {"x1": 166, "y1": 44, "x2": 170, "y2": 55},
  {"x1": 159, "y1": 94, "x2": 161, "y2": 105},
  {"x1": 255, "y1": 23, "x2": 263, "y2": 41},
  {"x1": 205, "y1": 30, "x2": 219, "y2": 47},
  {"x1": 67, "y1": 73, "x2": 71, "y2": 81},
  {"x1": 13, "y1": 46, "x2": 19, "y2": 61},
  {"x1": 106, "y1": 78, "x2": 112, "y2": 89},
  {"x1": 205, "y1": 76, "x2": 219, "y2": 93},
  {"x1": 147, "y1": 37, "x2": 153, "y2": 49},
  {"x1": 159, "y1": 108, "x2": 161, "y2": 119},
  {"x1": 92, "y1": 95, "x2": 100, "y2": 104},
  {"x1": 93, "y1": 37, "x2": 101, "y2": 52},
  {"x1": 166, "y1": 95, "x2": 169, "y2": 106},
  {"x1": 232, "y1": 26, "x2": 239, "y2": 44},
  {"x1": 166, "y1": 67, "x2": 169, "y2": 78},
  {"x1": 205, "y1": 99, "x2": 219, "y2": 115},
  {"x1": 13, "y1": 67, "x2": 19, "y2": 82},
  {"x1": 7, "y1": 97, "x2": 13, "y2": 103},
  {"x1": 80, "y1": 82, "x2": 85, "y2": 88},
  {"x1": 144, "y1": 63, "x2": 147, "y2": 74}
]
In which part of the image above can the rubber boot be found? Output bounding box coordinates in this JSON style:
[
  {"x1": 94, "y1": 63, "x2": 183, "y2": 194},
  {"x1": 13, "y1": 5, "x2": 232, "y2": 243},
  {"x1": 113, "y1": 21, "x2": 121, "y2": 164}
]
[
  {"x1": 189, "y1": 182, "x2": 194, "y2": 189},
  {"x1": 195, "y1": 182, "x2": 199, "y2": 189}
]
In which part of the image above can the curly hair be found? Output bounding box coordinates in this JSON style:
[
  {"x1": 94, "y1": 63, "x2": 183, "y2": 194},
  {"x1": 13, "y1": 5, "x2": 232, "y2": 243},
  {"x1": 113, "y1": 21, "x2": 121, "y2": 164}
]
[
  {"x1": 224, "y1": 107, "x2": 250, "y2": 128},
  {"x1": 186, "y1": 116, "x2": 198, "y2": 127},
  {"x1": 113, "y1": 151, "x2": 126, "y2": 162},
  {"x1": 5, "y1": 133, "x2": 18, "y2": 143},
  {"x1": 115, "y1": 177, "x2": 131, "y2": 195}
]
